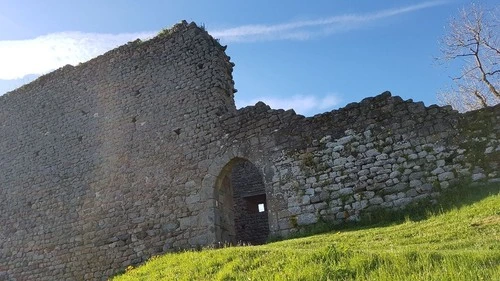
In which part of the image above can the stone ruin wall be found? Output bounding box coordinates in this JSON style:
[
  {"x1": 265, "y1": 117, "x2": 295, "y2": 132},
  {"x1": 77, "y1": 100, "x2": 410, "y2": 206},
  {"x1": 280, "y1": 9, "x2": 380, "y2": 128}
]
[
  {"x1": 0, "y1": 21, "x2": 499, "y2": 280},
  {"x1": 0, "y1": 22, "x2": 236, "y2": 280},
  {"x1": 221, "y1": 93, "x2": 499, "y2": 237},
  {"x1": 254, "y1": 96, "x2": 500, "y2": 236}
]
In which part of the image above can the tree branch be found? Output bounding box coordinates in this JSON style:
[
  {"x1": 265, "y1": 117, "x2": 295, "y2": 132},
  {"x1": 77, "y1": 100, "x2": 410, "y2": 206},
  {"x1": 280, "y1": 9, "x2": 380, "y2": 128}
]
[
  {"x1": 438, "y1": 3, "x2": 500, "y2": 109},
  {"x1": 474, "y1": 49, "x2": 500, "y2": 98},
  {"x1": 473, "y1": 90, "x2": 488, "y2": 107}
]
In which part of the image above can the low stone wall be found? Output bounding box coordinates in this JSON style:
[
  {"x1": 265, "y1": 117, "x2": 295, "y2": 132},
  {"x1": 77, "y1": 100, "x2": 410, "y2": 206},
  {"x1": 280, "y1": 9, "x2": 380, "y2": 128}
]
[
  {"x1": 265, "y1": 102, "x2": 500, "y2": 237},
  {"x1": 218, "y1": 91, "x2": 499, "y2": 239}
]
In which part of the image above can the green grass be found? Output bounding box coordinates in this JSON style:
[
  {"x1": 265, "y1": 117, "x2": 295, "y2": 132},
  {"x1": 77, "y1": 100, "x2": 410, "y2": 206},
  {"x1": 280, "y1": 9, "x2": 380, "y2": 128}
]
[{"x1": 112, "y1": 183, "x2": 500, "y2": 281}]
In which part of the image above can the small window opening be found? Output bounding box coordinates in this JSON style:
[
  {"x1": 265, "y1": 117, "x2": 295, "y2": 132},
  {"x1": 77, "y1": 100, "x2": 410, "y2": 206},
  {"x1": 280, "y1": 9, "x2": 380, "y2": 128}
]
[
  {"x1": 244, "y1": 194, "x2": 267, "y2": 214},
  {"x1": 258, "y1": 203, "x2": 265, "y2": 213}
]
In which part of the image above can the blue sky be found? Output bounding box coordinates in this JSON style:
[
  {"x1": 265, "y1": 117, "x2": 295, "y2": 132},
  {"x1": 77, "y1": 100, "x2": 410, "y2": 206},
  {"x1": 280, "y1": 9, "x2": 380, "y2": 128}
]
[{"x1": 0, "y1": 0, "x2": 497, "y2": 116}]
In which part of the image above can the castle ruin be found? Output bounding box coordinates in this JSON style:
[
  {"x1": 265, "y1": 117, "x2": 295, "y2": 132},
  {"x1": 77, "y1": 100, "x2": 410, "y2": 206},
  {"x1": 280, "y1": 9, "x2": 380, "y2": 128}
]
[{"x1": 0, "y1": 21, "x2": 499, "y2": 280}]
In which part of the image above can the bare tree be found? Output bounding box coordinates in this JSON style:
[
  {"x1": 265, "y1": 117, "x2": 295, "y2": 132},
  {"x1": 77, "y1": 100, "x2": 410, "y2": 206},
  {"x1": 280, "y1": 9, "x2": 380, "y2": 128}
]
[{"x1": 437, "y1": 4, "x2": 499, "y2": 112}]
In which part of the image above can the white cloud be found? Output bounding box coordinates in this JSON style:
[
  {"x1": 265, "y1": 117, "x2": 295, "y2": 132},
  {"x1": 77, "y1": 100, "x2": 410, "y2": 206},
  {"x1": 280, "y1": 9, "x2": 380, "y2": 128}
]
[
  {"x1": 210, "y1": 0, "x2": 448, "y2": 42},
  {"x1": 0, "y1": 31, "x2": 154, "y2": 80},
  {"x1": 236, "y1": 93, "x2": 341, "y2": 116},
  {"x1": 0, "y1": 1, "x2": 447, "y2": 81}
]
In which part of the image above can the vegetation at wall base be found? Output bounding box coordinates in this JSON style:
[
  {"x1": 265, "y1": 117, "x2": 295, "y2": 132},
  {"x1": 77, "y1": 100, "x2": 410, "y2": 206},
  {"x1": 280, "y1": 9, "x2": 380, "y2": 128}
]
[{"x1": 112, "y1": 182, "x2": 500, "y2": 280}]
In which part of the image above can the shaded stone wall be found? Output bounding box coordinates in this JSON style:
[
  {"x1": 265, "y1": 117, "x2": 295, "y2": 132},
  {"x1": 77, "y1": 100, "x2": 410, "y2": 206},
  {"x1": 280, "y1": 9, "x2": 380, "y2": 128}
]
[
  {"x1": 231, "y1": 161, "x2": 269, "y2": 244},
  {"x1": 0, "y1": 20, "x2": 498, "y2": 281},
  {"x1": 0, "y1": 21, "x2": 235, "y2": 280}
]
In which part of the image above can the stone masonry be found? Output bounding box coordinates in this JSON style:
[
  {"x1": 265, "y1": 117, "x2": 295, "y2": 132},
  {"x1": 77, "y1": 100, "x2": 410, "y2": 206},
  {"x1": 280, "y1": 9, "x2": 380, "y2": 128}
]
[{"x1": 0, "y1": 21, "x2": 499, "y2": 280}]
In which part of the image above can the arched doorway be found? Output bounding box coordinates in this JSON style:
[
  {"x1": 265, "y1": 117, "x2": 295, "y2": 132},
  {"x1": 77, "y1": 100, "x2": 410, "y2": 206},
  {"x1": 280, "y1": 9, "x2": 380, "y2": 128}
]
[{"x1": 214, "y1": 158, "x2": 270, "y2": 245}]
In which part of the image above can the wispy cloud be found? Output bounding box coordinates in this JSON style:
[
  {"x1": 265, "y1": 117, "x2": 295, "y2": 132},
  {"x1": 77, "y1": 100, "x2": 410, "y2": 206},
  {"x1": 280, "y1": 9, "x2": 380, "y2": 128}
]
[
  {"x1": 236, "y1": 93, "x2": 341, "y2": 116},
  {"x1": 0, "y1": 31, "x2": 153, "y2": 80},
  {"x1": 0, "y1": 1, "x2": 447, "y2": 82},
  {"x1": 211, "y1": 0, "x2": 448, "y2": 42}
]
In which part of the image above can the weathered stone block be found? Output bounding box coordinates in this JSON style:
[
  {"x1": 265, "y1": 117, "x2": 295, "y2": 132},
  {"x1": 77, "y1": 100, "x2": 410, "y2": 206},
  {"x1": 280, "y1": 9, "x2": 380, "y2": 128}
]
[
  {"x1": 297, "y1": 213, "x2": 318, "y2": 225},
  {"x1": 438, "y1": 172, "x2": 455, "y2": 182},
  {"x1": 416, "y1": 183, "x2": 433, "y2": 193},
  {"x1": 365, "y1": 149, "x2": 380, "y2": 157},
  {"x1": 472, "y1": 173, "x2": 486, "y2": 181},
  {"x1": 409, "y1": 179, "x2": 422, "y2": 188}
]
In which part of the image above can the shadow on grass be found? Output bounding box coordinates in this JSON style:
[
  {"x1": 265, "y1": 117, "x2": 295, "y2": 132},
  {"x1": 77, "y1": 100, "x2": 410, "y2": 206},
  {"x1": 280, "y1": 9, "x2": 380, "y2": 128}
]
[{"x1": 268, "y1": 181, "x2": 500, "y2": 242}]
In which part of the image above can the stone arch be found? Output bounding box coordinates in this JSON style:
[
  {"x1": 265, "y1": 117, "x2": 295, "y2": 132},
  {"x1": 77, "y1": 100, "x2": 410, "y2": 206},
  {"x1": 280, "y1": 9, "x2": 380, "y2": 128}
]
[{"x1": 206, "y1": 156, "x2": 270, "y2": 245}]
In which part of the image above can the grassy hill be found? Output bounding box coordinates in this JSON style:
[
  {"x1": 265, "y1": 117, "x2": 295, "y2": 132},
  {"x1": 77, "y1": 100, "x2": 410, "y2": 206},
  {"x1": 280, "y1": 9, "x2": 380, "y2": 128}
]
[{"x1": 112, "y1": 183, "x2": 500, "y2": 280}]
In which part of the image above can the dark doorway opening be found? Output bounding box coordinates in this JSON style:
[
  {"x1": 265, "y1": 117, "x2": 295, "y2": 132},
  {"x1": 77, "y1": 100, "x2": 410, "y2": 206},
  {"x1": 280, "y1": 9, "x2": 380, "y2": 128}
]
[{"x1": 214, "y1": 158, "x2": 270, "y2": 245}]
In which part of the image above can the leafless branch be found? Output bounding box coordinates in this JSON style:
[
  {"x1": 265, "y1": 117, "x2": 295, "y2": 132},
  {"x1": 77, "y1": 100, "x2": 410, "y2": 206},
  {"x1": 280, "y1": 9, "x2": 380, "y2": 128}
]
[{"x1": 437, "y1": 3, "x2": 500, "y2": 110}]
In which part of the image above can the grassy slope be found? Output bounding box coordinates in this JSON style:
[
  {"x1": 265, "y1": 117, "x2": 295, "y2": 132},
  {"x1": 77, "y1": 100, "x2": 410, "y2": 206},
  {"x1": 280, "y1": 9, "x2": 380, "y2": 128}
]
[{"x1": 113, "y1": 184, "x2": 500, "y2": 281}]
